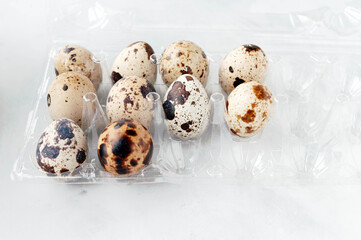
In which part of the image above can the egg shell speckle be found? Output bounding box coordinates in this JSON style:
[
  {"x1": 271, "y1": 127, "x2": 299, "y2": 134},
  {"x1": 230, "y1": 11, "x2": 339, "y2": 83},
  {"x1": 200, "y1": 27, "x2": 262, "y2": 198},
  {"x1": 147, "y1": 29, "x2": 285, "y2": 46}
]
[
  {"x1": 225, "y1": 81, "x2": 274, "y2": 137},
  {"x1": 111, "y1": 41, "x2": 156, "y2": 84},
  {"x1": 54, "y1": 44, "x2": 102, "y2": 90},
  {"x1": 160, "y1": 40, "x2": 209, "y2": 86},
  {"x1": 163, "y1": 74, "x2": 210, "y2": 140},
  {"x1": 219, "y1": 44, "x2": 268, "y2": 94},
  {"x1": 36, "y1": 118, "x2": 88, "y2": 175},
  {"x1": 106, "y1": 76, "x2": 156, "y2": 128},
  {"x1": 47, "y1": 72, "x2": 96, "y2": 127},
  {"x1": 97, "y1": 120, "x2": 153, "y2": 175}
]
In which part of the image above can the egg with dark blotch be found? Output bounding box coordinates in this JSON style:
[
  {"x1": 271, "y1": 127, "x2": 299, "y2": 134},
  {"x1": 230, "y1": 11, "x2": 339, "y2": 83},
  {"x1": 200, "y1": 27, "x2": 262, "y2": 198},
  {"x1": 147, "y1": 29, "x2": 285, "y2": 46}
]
[
  {"x1": 36, "y1": 118, "x2": 88, "y2": 175},
  {"x1": 160, "y1": 40, "x2": 209, "y2": 86},
  {"x1": 163, "y1": 74, "x2": 210, "y2": 140},
  {"x1": 47, "y1": 72, "x2": 96, "y2": 127},
  {"x1": 111, "y1": 41, "x2": 157, "y2": 84},
  {"x1": 219, "y1": 44, "x2": 268, "y2": 94},
  {"x1": 97, "y1": 120, "x2": 153, "y2": 175},
  {"x1": 54, "y1": 44, "x2": 102, "y2": 90},
  {"x1": 225, "y1": 81, "x2": 274, "y2": 138},
  {"x1": 106, "y1": 76, "x2": 156, "y2": 128}
]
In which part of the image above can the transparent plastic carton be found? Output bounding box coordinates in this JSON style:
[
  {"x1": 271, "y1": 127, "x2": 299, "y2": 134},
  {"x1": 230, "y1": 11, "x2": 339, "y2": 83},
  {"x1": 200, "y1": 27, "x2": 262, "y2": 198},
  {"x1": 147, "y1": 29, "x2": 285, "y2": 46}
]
[{"x1": 12, "y1": 1, "x2": 361, "y2": 184}]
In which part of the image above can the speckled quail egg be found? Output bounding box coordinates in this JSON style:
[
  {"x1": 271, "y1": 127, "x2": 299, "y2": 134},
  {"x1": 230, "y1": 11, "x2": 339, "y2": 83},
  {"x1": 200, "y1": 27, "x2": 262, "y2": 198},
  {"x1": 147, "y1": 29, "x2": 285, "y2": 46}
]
[
  {"x1": 106, "y1": 76, "x2": 156, "y2": 128},
  {"x1": 225, "y1": 81, "x2": 274, "y2": 138},
  {"x1": 97, "y1": 120, "x2": 153, "y2": 175},
  {"x1": 36, "y1": 118, "x2": 88, "y2": 175},
  {"x1": 47, "y1": 72, "x2": 96, "y2": 127},
  {"x1": 54, "y1": 44, "x2": 102, "y2": 90},
  {"x1": 219, "y1": 44, "x2": 268, "y2": 94},
  {"x1": 111, "y1": 41, "x2": 157, "y2": 84},
  {"x1": 160, "y1": 40, "x2": 209, "y2": 86},
  {"x1": 163, "y1": 74, "x2": 210, "y2": 140}
]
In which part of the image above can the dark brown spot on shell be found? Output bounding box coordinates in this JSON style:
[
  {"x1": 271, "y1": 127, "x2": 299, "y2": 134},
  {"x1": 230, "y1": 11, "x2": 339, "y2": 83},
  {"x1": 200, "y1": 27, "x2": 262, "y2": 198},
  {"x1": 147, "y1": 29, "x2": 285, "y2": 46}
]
[
  {"x1": 180, "y1": 66, "x2": 193, "y2": 75},
  {"x1": 233, "y1": 77, "x2": 245, "y2": 88},
  {"x1": 98, "y1": 143, "x2": 108, "y2": 167},
  {"x1": 200, "y1": 69, "x2": 204, "y2": 78},
  {"x1": 63, "y1": 84, "x2": 68, "y2": 91},
  {"x1": 70, "y1": 54, "x2": 76, "y2": 62},
  {"x1": 56, "y1": 119, "x2": 74, "y2": 140},
  {"x1": 253, "y1": 85, "x2": 271, "y2": 101},
  {"x1": 115, "y1": 159, "x2": 128, "y2": 174},
  {"x1": 124, "y1": 95, "x2": 134, "y2": 110},
  {"x1": 226, "y1": 100, "x2": 229, "y2": 113},
  {"x1": 140, "y1": 81, "x2": 156, "y2": 98},
  {"x1": 185, "y1": 76, "x2": 193, "y2": 81},
  {"x1": 60, "y1": 168, "x2": 69, "y2": 173},
  {"x1": 134, "y1": 48, "x2": 138, "y2": 53},
  {"x1": 243, "y1": 44, "x2": 261, "y2": 52},
  {"x1": 229, "y1": 66, "x2": 234, "y2": 73},
  {"x1": 63, "y1": 47, "x2": 75, "y2": 53},
  {"x1": 47, "y1": 94, "x2": 51, "y2": 107},
  {"x1": 163, "y1": 100, "x2": 175, "y2": 120},
  {"x1": 76, "y1": 150, "x2": 86, "y2": 164},
  {"x1": 143, "y1": 140, "x2": 153, "y2": 165},
  {"x1": 181, "y1": 123, "x2": 189, "y2": 131},
  {"x1": 240, "y1": 109, "x2": 256, "y2": 123},
  {"x1": 112, "y1": 136, "x2": 133, "y2": 159},
  {"x1": 41, "y1": 145, "x2": 60, "y2": 159},
  {"x1": 177, "y1": 52, "x2": 183, "y2": 57},
  {"x1": 126, "y1": 130, "x2": 137, "y2": 136},
  {"x1": 167, "y1": 81, "x2": 190, "y2": 105},
  {"x1": 245, "y1": 127, "x2": 254, "y2": 133},
  {"x1": 130, "y1": 160, "x2": 138, "y2": 166},
  {"x1": 107, "y1": 96, "x2": 113, "y2": 103},
  {"x1": 111, "y1": 71, "x2": 123, "y2": 84},
  {"x1": 230, "y1": 128, "x2": 238, "y2": 135},
  {"x1": 202, "y1": 51, "x2": 207, "y2": 58},
  {"x1": 144, "y1": 42, "x2": 154, "y2": 59}
]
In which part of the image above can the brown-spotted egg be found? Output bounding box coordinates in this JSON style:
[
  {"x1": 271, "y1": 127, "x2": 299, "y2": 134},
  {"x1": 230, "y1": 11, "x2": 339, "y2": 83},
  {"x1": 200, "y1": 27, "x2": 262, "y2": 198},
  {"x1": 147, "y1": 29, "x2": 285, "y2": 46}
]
[
  {"x1": 163, "y1": 74, "x2": 210, "y2": 140},
  {"x1": 225, "y1": 81, "x2": 274, "y2": 137},
  {"x1": 160, "y1": 40, "x2": 209, "y2": 86},
  {"x1": 97, "y1": 120, "x2": 153, "y2": 175},
  {"x1": 111, "y1": 41, "x2": 157, "y2": 84},
  {"x1": 219, "y1": 44, "x2": 268, "y2": 94},
  {"x1": 106, "y1": 76, "x2": 156, "y2": 128},
  {"x1": 36, "y1": 118, "x2": 88, "y2": 175}
]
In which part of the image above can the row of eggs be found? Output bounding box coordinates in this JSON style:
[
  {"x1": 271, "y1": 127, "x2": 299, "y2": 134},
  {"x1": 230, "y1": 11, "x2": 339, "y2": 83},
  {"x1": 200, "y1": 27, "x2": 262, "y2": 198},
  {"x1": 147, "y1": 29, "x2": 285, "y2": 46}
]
[{"x1": 36, "y1": 40, "x2": 274, "y2": 176}]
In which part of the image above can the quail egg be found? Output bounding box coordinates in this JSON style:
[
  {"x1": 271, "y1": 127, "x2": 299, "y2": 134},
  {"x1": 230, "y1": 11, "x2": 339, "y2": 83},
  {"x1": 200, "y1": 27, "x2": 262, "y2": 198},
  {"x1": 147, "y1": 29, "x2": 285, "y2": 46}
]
[
  {"x1": 163, "y1": 74, "x2": 210, "y2": 140},
  {"x1": 160, "y1": 40, "x2": 209, "y2": 86},
  {"x1": 106, "y1": 76, "x2": 156, "y2": 128},
  {"x1": 111, "y1": 41, "x2": 157, "y2": 84},
  {"x1": 225, "y1": 81, "x2": 274, "y2": 137},
  {"x1": 219, "y1": 44, "x2": 267, "y2": 94},
  {"x1": 97, "y1": 120, "x2": 153, "y2": 175},
  {"x1": 36, "y1": 118, "x2": 88, "y2": 175},
  {"x1": 47, "y1": 72, "x2": 96, "y2": 127}
]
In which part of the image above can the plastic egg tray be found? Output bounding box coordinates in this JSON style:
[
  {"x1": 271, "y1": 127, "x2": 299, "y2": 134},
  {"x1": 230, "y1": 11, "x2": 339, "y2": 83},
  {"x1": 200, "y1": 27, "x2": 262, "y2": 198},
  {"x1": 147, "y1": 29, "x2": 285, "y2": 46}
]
[{"x1": 12, "y1": 1, "x2": 361, "y2": 184}]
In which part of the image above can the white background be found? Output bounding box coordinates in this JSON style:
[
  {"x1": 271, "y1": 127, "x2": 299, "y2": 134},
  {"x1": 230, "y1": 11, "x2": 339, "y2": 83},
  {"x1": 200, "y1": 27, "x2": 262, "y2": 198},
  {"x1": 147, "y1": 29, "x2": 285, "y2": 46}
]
[{"x1": 2, "y1": 0, "x2": 361, "y2": 239}]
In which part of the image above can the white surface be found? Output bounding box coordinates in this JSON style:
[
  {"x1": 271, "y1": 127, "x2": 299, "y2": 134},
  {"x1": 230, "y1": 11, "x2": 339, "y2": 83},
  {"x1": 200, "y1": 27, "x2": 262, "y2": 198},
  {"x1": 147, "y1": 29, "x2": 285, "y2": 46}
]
[{"x1": 2, "y1": 0, "x2": 361, "y2": 239}]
